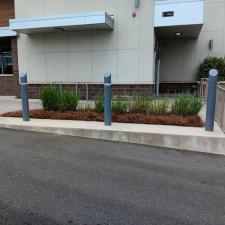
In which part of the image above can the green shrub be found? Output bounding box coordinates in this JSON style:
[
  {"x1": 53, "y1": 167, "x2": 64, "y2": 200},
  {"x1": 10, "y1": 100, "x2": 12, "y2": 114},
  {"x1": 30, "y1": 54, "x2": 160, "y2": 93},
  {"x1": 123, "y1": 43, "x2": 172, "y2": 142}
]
[
  {"x1": 172, "y1": 94, "x2": 203, "y2": 116},
  {"x1": 41, "y1": 86, "x2": 79, "y2": 112},
  {"x1": 112, "y1": 101, "x2": 128, "y2": 114},
  {"x1": 95, "y1": 94, "x2": 104, "y2": 113},
  {"x1": 59, "y1": 90, "x2": 79, "y2": 112},
  {"x1": 197, "y1": 56, "x2": 225, "y2": 81},
  {"x1": 129, "y1": 96, "x2": 153, "y2": 114},
  {"x1": 40, "y1": 86, "x2": 60, "y2": 111},
  {"x1": 149, "y1": 99, "x2": 169, "y2": 115}
]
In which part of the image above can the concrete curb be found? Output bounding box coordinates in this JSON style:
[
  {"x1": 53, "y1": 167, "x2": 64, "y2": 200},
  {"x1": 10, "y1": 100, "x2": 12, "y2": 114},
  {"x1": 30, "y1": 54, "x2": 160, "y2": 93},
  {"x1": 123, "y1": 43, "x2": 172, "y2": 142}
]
[{"x1": 0, "y1": 117, "x2": 225, "y2": 156}]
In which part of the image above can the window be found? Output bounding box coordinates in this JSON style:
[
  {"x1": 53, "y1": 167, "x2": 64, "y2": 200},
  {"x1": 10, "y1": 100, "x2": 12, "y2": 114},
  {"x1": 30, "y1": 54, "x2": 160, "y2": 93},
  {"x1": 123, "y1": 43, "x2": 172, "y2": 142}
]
[{"x1": 0, "y1": 39, "x2": 12, "y2": 75}]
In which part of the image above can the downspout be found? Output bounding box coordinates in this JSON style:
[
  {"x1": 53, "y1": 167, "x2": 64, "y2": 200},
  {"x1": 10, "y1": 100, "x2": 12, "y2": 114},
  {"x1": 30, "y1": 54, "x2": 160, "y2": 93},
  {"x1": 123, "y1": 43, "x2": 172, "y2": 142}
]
[
  {"x1": 154, "y1": 36, "x2": 161, "y2": 98},
  {"x1": 86, "y1": 84, "x2": 89, "y2": 101}
]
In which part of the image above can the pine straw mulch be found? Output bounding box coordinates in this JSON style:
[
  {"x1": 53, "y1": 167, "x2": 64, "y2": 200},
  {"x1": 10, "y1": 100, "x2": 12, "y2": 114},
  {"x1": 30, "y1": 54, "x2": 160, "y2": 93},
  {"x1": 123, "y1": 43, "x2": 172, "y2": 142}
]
[{"x1": 1, "y1": 109, "x2": 204, "y2": 127}]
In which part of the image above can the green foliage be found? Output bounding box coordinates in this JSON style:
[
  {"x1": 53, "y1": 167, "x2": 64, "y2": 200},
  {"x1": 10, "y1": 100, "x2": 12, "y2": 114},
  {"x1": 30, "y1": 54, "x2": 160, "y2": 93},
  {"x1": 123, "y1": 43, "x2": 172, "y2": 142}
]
[
  {"x1": 94, "y1": 94, "x2": 104, "y2": 113},
  {"x1": 112, "y1": 100, "x2": 128, "y2": 114},
  {"x1": 129, "y1": 96, "x2": 153, "y2": 114},
  {"x1": 41, "y1": 88, "x2": 202, "y2": 117},
  {"x1": 40, "y1": 86, "x2": 79, "y2": 112},
  {"x1": 172, "y1": 94, "x2": 203, "y2": 116},
  {"x1": 40, "y1": 86, "x2": 60, "y2": 111},
  {"x1": 197, "y1": 56, "x2": 225, "y2": 81},
  {"x1": 149, "y1": 99, "x2": 169, "y2": 115},
  {"x1": 59, "y1": 90, "x2": 79, "y2": 112}
]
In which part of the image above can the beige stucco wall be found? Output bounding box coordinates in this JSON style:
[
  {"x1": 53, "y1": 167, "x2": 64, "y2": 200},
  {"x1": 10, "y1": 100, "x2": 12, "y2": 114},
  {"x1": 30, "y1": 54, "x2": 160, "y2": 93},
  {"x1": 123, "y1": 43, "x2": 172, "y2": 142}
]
[
  {"x1": 14, "y1": 0, "x2": 155, "y2": 84},
  {"x1": 160, "y1": 0, "x2": 225, "y2": 82}
]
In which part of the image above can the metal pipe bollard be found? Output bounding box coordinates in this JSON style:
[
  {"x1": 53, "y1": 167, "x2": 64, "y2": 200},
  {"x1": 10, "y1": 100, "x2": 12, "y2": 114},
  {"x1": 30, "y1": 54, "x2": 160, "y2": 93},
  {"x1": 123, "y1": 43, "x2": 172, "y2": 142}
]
[
  {"x1": 205, "y1": 69, "x2": 218, "y2": 132},
  {"x1": 104, "y1": 73, "x2": 112, "y2": 126},
  {"x1": 20, "y1": 73, "x2": 30, "y2": 121}
]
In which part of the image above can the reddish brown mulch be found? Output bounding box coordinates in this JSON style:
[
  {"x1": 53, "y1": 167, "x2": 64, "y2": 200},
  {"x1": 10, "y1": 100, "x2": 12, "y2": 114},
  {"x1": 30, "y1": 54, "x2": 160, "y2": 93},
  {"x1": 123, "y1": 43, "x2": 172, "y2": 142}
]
[{"x1": 1, "y1": 109, "x2": 204, "y2": 127}]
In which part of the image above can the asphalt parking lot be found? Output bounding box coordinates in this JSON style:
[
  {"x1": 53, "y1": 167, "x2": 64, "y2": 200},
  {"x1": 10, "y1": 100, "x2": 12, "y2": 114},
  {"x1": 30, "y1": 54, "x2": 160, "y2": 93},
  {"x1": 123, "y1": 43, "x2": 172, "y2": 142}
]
[{"x1": 0, "y1": 128, "x2": 225, "y2": 225}]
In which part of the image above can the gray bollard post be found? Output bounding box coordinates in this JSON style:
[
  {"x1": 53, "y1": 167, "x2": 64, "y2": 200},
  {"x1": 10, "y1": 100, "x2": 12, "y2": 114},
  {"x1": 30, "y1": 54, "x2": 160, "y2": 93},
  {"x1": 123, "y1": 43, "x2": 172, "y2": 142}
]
[
  {"x1": 104, "y1": 72, "x2": 112, "y2": 126},
  {"x1": 20, "y1": 73, "x2": 30, "y2": 121},
  {"x1": 205, "y1": 69, "x2": 218, "y2": 132}
]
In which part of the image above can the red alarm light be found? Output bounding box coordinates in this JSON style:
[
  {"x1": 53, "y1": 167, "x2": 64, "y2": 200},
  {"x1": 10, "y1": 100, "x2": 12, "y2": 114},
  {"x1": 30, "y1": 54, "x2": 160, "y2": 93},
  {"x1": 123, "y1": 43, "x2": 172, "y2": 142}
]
[{"x1": 131, "y1": 11, "x2": 136, "y2": 17}]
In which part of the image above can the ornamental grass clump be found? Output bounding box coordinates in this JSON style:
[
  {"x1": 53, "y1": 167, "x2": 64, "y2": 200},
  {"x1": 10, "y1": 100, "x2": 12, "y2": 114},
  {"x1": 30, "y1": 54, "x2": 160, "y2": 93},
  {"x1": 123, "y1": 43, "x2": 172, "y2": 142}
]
[
  {"x1": 40, "y1": 86, "x2": 79, "y2": 112},
  {"x1": 59, "y1": 90, "x2": 80, "y2": 112},
  {"x1": 148, "y1": 99, "x2": 169, "y2": 115},
  {"x1": 112, "y1": 100, "x2": 128, "y2": 114},
  {"x1": 40, "y1": 86, "x2": 60, "y2": 111},
  {"x1": 129, "y1": 96, "x2": 153, "y2": 114},
  {"x1": 94, "y1": 94, "x2": 104, "y2": 113},
  {"x1": 172, "y1": 94, "x2": 203, "y2": 116}
]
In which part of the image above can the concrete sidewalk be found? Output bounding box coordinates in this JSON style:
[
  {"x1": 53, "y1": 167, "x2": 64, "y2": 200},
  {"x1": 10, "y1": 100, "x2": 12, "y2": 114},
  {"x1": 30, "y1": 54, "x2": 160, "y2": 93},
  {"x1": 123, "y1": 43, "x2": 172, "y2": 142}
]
[
  {"x1": 0, "y1": 97, "x2": 42, "y2": 114},
  {"x1": 0, "y1": 117, "x2": 224, "y2": 156}
]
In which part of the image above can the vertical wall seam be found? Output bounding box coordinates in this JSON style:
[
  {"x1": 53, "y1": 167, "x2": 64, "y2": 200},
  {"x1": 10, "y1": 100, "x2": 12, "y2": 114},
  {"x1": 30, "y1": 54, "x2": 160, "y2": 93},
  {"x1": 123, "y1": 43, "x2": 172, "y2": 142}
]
[
  {"x1": 137, "y1": 0, "x2": 141, "y2": 83},
  {"x1": 66, "y1": 32, "x2": 70, "y2": 83},
  {"x1": 116, "y1": 0, "x2": 119, "y2": 83},
  {"x1": 43, "y1": 33, "x2": 47, "y2": 81}
]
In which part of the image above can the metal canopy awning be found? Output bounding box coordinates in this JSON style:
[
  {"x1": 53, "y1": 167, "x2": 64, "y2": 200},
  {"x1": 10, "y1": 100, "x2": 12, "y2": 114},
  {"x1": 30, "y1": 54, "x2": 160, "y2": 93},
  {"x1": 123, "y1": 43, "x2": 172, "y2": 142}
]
[
  {"x1": 0, "y1": 27, "x2": 17, "y2": 38},
  {"x1": 155, "y1": 24, "x2": 203, "y2": 39},
  {"x1": 10, "y1": 11, "x2": 114, "y2": 34},
  {"x1": 154, "y1": 0, "x2": 204, "y2": 39}
]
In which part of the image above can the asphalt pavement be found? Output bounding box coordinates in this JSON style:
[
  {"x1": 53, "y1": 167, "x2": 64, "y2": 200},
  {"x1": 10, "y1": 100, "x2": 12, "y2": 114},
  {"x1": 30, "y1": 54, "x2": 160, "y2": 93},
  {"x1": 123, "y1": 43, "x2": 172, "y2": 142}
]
[{"x1": 0, "y1": 128, "x2": 224, "y2": 225}]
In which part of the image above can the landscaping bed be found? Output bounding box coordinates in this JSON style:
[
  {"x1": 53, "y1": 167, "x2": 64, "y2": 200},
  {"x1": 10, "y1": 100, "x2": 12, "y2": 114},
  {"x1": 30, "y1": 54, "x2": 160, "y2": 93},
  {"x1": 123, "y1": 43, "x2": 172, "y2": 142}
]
[
  {"x1": 1, "y1": 109, "x2": 204, "y2": 127},
  {"x1": 1, "y1": 86, "x2": 204, "y2": 127}
]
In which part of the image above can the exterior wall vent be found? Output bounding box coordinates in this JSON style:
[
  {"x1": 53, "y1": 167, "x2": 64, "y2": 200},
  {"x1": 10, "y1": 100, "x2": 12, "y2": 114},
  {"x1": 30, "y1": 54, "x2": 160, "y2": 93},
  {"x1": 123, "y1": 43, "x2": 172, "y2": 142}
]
[{"x1": 162, "y1": 11, "x2": 174, "y2": 17}]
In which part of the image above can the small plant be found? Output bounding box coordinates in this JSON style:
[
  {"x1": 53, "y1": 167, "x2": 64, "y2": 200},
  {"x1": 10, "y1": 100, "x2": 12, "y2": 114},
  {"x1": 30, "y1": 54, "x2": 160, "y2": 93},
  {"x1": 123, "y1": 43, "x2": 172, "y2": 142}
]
[
  {"x1": 59, "y1": 90, "x2": 79, "y2": 112},
  {"x1": 95, "y1": 94, "x2": 104, "y2": 113},
  {"x1": 129, "y1": 96, "x2": 153, "y2": 114},
  {"x1": 40, "y1": 86, "x2": 60, "y2": 111},
  {"x1": 112, "y1": 100, "x2": 128, "y2": 114},
  {"x1": 197, "y1": 56, "x2": 225, "y2": 81},
  {"x1": 149, "y1": 99, "x2": 169, "y2": 115},
  {"x1": 41, "y1": 86, "x2": 79, "y2": 112},
  {"x1": 172, "y1": 94, "x2": 203, "y2": 116}
]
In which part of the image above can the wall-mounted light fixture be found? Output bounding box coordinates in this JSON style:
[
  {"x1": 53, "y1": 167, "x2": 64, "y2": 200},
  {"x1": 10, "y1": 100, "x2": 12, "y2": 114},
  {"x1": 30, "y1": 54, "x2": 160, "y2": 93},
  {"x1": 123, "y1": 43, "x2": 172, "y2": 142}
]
[
  {"x1": 209, "y1": 39, "x2": 213, "y2": 50},
  {"x1": 134, "y1": 0, "x2": 140, "y2": 8},
  {"x1": 175, "y1": 32, "x2": 182, "y2": 37}
]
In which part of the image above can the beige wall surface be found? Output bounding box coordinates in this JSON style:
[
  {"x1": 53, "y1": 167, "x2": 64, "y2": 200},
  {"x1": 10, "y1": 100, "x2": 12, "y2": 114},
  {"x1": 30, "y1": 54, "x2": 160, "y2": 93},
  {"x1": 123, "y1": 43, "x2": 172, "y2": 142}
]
[
  {"x1": 160, "y1": 0, "x2": 225, "y2": 82},
  {"x1": 15, "y1": 0, "x2": 225, "y2": 84},
  {"x1": 160, "y1": 39, "x2": 197, "y2": 82},
  {"x1": 15, "y1": 0, "x2": 155, "y2": 84}
]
